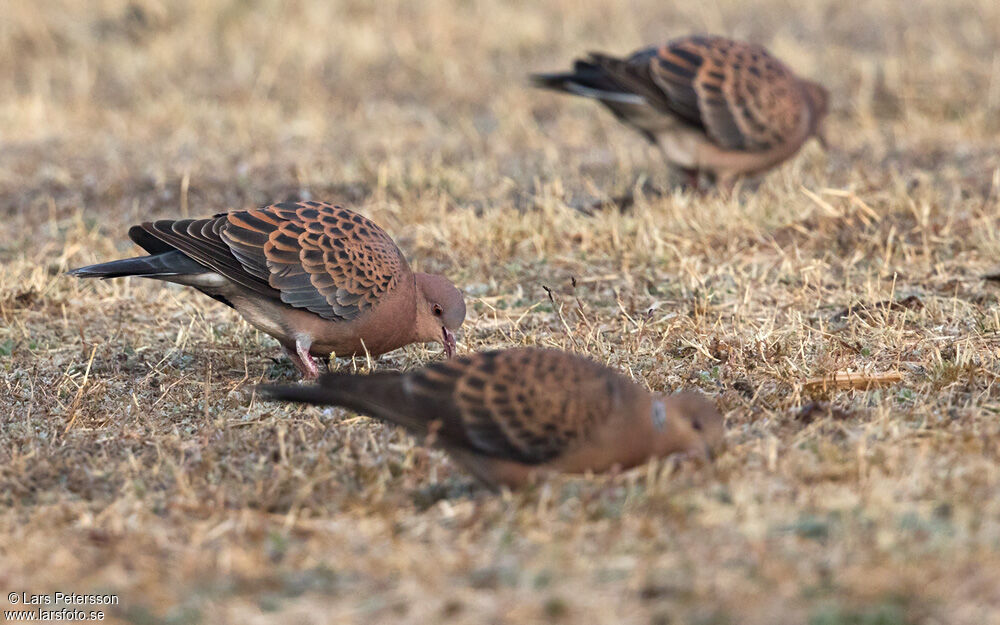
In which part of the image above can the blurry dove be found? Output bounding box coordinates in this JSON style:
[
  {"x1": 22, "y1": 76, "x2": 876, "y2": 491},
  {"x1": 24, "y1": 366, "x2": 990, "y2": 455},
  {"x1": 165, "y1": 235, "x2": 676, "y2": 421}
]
[
  {"x1": 260, "y1": 347, "x2": 724, "y2": 488},
  {"x1": 531, "y1": 34, "x2": 829, "y2": 190},
  {"x1": 69, "y1": 201, "x2": 466, "y2": 377}
]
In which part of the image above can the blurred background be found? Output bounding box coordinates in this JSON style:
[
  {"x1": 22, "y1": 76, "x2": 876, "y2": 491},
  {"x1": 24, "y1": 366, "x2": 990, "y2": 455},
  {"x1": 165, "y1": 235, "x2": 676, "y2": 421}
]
[
  {"x1": 3, "y1": 0, "x2": 998, "y2": 223},
  {"x1": 3, "y1": 1, "x2": 1000, "y2": 624}
]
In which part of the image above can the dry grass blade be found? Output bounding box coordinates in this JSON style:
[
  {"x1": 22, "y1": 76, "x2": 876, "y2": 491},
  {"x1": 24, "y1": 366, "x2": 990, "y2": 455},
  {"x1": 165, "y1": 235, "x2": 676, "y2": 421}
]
[
  {"x1": 61, "y1": 343, "x2": 98, "y2": 435},
  {"x1": 830, "y1": 294, "x2": 924, "y2": 322},
  {"x1": 803, "y1": 370, "x2": 903, "y2": 391}
]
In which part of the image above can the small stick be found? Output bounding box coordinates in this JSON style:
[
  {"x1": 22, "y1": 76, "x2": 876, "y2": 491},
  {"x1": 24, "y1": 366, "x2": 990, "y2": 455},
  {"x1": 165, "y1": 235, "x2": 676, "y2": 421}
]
[{"x1": 63, "y1": 344, "x2": 99, "y2": 435}]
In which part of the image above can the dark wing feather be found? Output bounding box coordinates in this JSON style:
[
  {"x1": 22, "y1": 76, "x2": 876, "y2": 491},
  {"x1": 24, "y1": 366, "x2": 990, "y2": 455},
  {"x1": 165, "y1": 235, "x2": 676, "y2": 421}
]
[
  {"x1": 403, "y1": 349, "x2": 626, "y2": 465},
  {"x1": 221, "y1": 202, "x2": 407, "y2": 321},
  {"x1": 645, "y1": 37, "x2": 713, "y2": 130},
  {"x1": 130, "y1": 217, "x2": 275, "y2": 296},
  {"x1": 404, "y1": 352, "x2": 539, "y2": 462},
  {"x1": 650, "y1": 36, "x2": 808, "y2": 150},
  {"x1": 584, "y1": 49, "x2": 676, "y2": 114},
  {"x1": 132, "y1": 201, "x2": 408, "y2": 322}
]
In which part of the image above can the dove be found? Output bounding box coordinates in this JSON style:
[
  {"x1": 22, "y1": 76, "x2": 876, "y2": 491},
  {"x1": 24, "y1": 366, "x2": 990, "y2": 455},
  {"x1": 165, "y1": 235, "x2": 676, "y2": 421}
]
[
  {"x1": 68, "y1": 201, "x2": 466, "y2": 378},
  {"x1": 260, "y1": 347, "x2": 724, "y2": 489},
  {"x1": 531, "y1": 34, "x2": 829, "y2": 191}
]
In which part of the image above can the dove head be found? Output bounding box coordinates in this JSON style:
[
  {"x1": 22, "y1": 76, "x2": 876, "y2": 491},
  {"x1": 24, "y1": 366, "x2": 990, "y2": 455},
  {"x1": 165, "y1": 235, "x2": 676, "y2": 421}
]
[
  {"x1": 650, "y1": 393, "x2": 725, "y2": 460},
  {"x1": 414, "y1": 272, "x2": 466, "y2": 357},
  {"x1": 801, "y1": 80, "x2": 830, "y2": 148}
]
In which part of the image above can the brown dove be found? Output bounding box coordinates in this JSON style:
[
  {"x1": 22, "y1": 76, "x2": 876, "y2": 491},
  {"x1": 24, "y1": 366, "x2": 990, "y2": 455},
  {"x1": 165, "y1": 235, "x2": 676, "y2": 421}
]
[
  {"x1": 260, "y1": 347, "x2": 724, "y2": 489},
  {"x1": 531, "y1": 34, "x2": 829, "y2": 190},
  {"x1": 68, "y1": 201, "x2": 466, "y2": 378}
]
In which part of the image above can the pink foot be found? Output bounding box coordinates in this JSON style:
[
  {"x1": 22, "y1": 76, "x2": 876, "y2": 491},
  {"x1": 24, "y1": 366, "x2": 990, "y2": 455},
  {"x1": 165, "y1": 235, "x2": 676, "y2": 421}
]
[
  {"x1": 682, "y1": 168, "x2": 701, "y2": 192},
  {"x1": 283, "y1": 339, "x2": 320, "y2": 379}
]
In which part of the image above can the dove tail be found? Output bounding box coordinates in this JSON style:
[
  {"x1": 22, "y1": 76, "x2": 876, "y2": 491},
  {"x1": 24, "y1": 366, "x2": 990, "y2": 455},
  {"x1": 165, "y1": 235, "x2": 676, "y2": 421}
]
[
  {"x1": 259, "y1": 372, "x2": 420, "y2": 429},
  {"x1": 67, "y1": 250, "x2": 207, "y2": 279},
  {"x1": 530, "y1": 57, "x2": 645, "y2": 105}
]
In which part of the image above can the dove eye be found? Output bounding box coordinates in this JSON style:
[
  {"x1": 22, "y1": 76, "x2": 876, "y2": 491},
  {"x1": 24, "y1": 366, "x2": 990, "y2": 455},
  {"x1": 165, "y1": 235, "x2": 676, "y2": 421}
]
[
  {"x1": 691, "y1": 419, "x2": 703, "y2": 432},
  {"x1": 432, "y1": 304, "x2": 443, "y2": 317}
]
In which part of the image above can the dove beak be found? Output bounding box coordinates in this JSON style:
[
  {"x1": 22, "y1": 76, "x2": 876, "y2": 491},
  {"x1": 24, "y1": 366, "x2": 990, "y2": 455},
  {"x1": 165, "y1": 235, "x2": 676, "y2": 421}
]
[{"x1": 442, "y1": 327, "x2": 456, "y2": 358}]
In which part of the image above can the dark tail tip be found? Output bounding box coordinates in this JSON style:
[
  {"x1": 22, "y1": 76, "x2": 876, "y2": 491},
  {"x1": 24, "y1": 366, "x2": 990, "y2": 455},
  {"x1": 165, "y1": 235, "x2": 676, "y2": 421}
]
[
  {"x1": 257, "y1": 383, "x2": 325, "y2": 404},
  {"x1": 258, "y1": 371, "x2": 396, "y2": 409},
  {"x1": 529, "y1": 72, "x2": 572, "y2": 90},
  {"x1": 257, "y1": 372, "x2": 356, "y2": 406},
  {"x1": 66, "y1": 265, "x2": 111, "y2": 279},
  {"x1": 529, "y1": 56, "x2": 620, "y2": 97},
  {"x1": 66, "y1": 252, "x2": 204, "y2": 280}
]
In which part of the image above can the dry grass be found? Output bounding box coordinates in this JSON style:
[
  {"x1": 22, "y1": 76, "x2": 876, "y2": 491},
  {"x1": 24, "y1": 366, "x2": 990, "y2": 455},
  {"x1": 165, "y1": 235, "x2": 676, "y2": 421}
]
[{"x1": 2, "y1": 0, "x2": 1000, "y2": 623}]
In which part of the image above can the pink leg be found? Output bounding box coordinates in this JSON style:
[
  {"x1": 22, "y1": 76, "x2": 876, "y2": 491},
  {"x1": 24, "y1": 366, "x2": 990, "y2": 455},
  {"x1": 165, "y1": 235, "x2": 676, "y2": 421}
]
[
  {"x1": 282, "y1": 339, "x2": 320, "y2": 379},
  {"x1": 682, "y1": 168, "x2": 701, "y2": 192},
  {"x1": 716, "y1": 173, "x2": 737, "y2": 197}
]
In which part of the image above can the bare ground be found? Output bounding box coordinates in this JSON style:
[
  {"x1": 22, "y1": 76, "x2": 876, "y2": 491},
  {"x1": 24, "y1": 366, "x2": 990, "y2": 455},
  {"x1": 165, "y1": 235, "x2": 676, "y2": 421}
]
[{"x1": 2, "y1": 0, "x2": 1000, "y2": 623}]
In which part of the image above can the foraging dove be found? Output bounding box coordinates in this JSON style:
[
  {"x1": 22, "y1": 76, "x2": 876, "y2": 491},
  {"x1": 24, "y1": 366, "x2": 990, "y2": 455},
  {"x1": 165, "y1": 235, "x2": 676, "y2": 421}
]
[
  {"x1": 531, "y1": 34, "x2": 829, "y2": 190},
  {"x1": 260, "y1": 347, "x2": 724, "y2": 488},
  {"x1": 69, "y1": 201, "x2": 466, "y2": 377}
]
